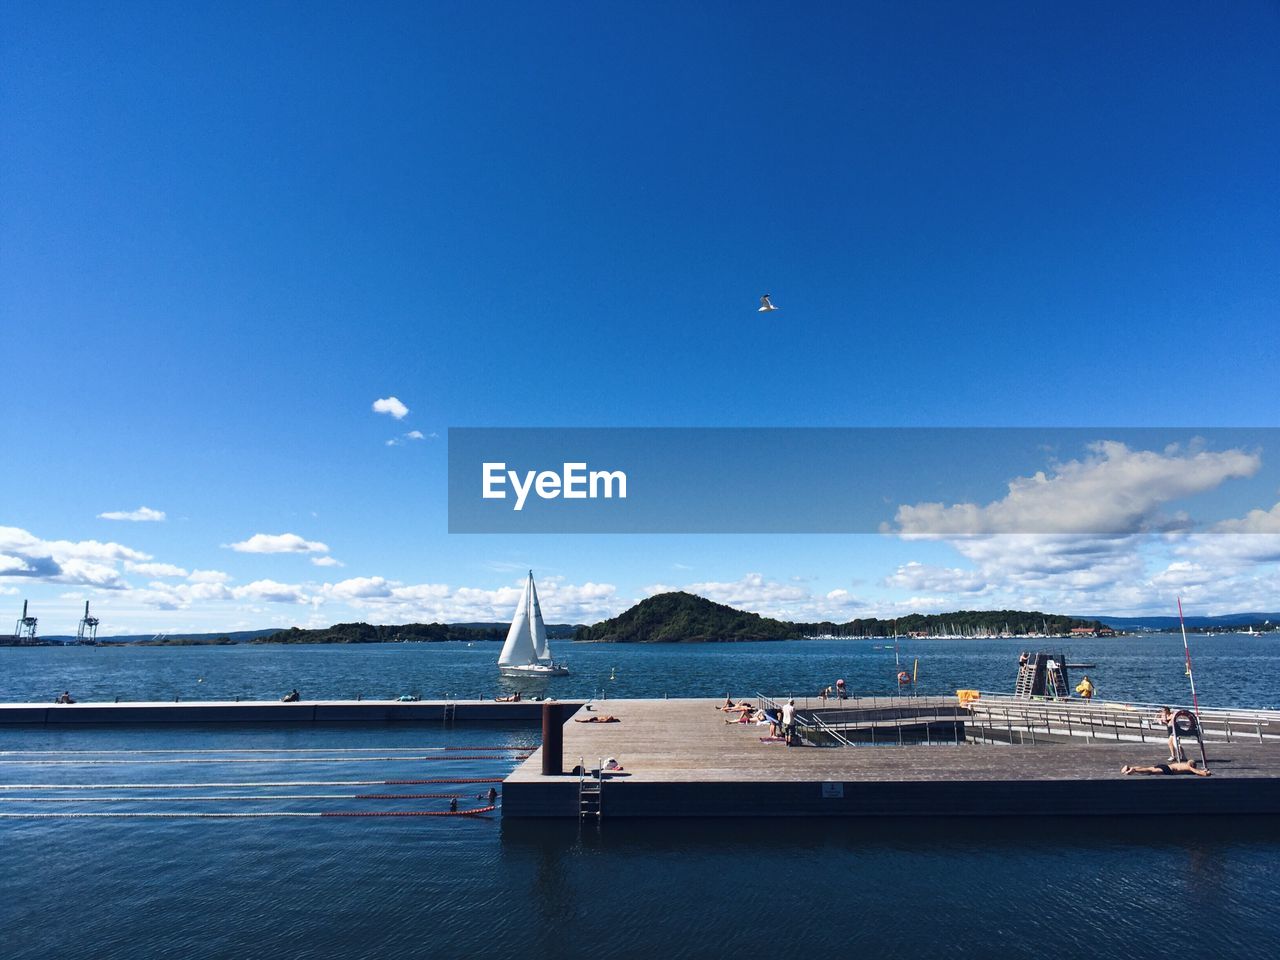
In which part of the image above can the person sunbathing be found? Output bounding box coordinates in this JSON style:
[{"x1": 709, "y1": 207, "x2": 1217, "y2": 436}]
[
  {"x1": 575, "y1": 714, "x2": 620, "y2": 723},
  {"x1": 494, "y1": 692, "x2": 522, "y2": 702},
  {"x1": 1121, "y1": 759, "x2": 1211, "y2": 777}
]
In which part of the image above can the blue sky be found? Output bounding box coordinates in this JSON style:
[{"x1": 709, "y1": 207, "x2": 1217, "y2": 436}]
[{"x1": 2, "y1": 2, "x2": 1278, "y2": 634}]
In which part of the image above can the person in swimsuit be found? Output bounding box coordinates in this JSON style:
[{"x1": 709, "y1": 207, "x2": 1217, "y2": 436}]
[{"x1": 1121, "y1": 759, "x2": 1211, "y2": 777}]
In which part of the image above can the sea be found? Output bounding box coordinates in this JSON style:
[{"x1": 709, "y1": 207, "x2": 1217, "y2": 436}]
[{"x1": 2, "y1": 634, "x2": 1278, "y2": 960}]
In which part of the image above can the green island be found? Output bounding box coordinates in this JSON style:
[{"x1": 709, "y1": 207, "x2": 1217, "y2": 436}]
[{"x1": 573, "y1": 592, "x2": 1107, "y2": 643}]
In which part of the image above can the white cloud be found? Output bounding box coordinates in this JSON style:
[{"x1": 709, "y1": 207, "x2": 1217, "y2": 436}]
[
  {"x1": 1214, "y1": 501, "x2": 1280, "y2": 534},
  {"x1": 885, "y1": 561, "x2": 988, "y2": 594},
  {"x1": 226, "y1": 533, "x2": 329, "y2": 554},
  {"x1": 894, "y1": 441, "x2": 1260, "y2": 535},
  {"x1": 188, "y1": 569, "x2": 232, "y2": 584},
  {"x1": 311, "y1": 556, "x2": 344, "y2": 568},
  {"x1": 232, "y1": 580, "x2": 311, "y2": 604},
  {"x1": 125, "y1": 561, "x2": 189, "y2": 578},
  {"x1": 372, "y1": 396, "x2": 409, "y2": 420},
  {"x1": 98, "y1": 506, "x2": 166, "y2": 522},
  {"x1": 385, "y1": 438, "x2": 402, "y2": 447},
  {"x1": 405, "y1": 430, "x2": 425, "y2": 440},
  {"x1": 0, "y1": 525, "x2": 150, "y2": 588}
]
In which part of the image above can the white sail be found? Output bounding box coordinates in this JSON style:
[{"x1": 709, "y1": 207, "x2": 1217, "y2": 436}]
[
  {"x1": 497, "y1": 576, "x2": 537, "y2": 667},
  {"x1": 529, "y1": 575, "x2": 551, "y2": 662}
]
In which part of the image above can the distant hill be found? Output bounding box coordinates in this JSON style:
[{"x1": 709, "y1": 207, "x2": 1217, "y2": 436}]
[
  {"x1": 43, "y1": 629, "x2": 283, "y2": 646},
  {"x1": 574, "y1": 596, "x2": 1107, "y2": 643},
  {"x1": 451, "y1": 621, "x2": 581, "y2": 639},
  {"x1": 1085, "y1": 613, "x2": 1280, "y2": 631},
  {"x1": 256, "y1": 622, "x2": 506, "y2": 644},
  {"x1": 574, "y1": 592, "x2": 796, "y2": 643}
]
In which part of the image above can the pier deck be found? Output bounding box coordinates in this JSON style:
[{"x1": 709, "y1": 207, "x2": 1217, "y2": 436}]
[{"x1": 502, "y1": 698, "x2": 1280, "y2": 818}]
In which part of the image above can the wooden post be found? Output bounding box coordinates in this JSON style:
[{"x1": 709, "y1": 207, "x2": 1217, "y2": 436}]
[{"x1": 542, "y1": 702, "x2": 564, "y2": 776}]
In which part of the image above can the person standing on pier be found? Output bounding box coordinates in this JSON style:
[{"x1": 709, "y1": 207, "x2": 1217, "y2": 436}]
[
  {"x1": 1075, "y1": 676, "x2": 1095, "y2": 700},
  {"x1": 1156, "y1": 707, "x2": 1185, "y2": 762},
  {"x1": 781, "y1": 698, "x2": 797, "y2": 745}
]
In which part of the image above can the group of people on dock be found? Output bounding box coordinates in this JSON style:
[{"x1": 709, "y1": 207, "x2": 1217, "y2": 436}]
[{"x1": 719, "y1": 696, "x2": 798, "y2": 745}]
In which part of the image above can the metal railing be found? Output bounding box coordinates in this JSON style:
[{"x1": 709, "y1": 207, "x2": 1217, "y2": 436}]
[{"x1": 965, "y1": 693, "x2": 1280, "y2": 745}]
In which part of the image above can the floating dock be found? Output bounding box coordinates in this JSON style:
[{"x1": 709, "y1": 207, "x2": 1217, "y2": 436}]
[
  {"x1": 6, "y1": 695, "x2": 1280, "y2": 818},
  {"x1": 502, "y1": 698, "x2": 1280, "y2": 818}
]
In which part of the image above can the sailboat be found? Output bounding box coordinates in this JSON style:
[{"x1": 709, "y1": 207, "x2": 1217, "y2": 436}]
[{"x1": 498, "y1": 571, "x2": 569, "y2": 677}]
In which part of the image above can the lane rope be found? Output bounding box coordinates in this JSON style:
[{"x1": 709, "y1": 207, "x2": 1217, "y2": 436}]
[
  {"x1": 0, "y1": 777, "x2": 507, "y2": 790},
  {"x1": 0, "y1": 805, "x2": 499, "y2": 819},
  {"x1": 0, "y1": 755, "x2": 529, "y2": 766},
  {"x1": 0, "y1": 746, "x2": 530, "y2": 756},
  {"x1": 0, "y1": 793, "x2": 492, "y2": 802}
]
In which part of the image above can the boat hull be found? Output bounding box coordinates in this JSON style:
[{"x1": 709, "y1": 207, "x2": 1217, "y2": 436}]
[{"x1": 499, "y1": 664, "x2": 569, "y2": 677}]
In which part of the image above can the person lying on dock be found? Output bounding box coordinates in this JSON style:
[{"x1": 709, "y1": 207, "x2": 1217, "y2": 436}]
[
  {"x1": 575, "y1": 714, "x2": 620, "y2": 723},
  {"x1": 1121, "y1": 759, "x2": 1211, "y2": 777},
  {"x1": 722, "y1": 701, "x2": 755, "y2": 715},
  {"x1": 280, "y1": 689, "x2": 300, "y2": 703},
  {"x1": 494, "y1": 692, "x2": 522, "y2": 702},
  {"x1": 724, "y1": 709, "x2": 757, "y2": 724}
]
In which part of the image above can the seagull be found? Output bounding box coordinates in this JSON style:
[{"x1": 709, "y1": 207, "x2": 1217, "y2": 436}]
[{"x1": 758, "y1": 294, "x2": 777, "y2": 312}]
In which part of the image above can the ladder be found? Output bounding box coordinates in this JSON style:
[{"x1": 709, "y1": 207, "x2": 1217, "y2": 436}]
[
  {"x1": 1014, "y1": 663, "x2": 1035, "y2": 698},
  {"x1": 443, "y1": 701, "x2": 456, "y2": 726},
  {"x1": 578, "y1": 760, "x2": 603, "y2": 819},
  {"x1": 1046, "y1": 663, "x2": 1067, "y2": 700}
]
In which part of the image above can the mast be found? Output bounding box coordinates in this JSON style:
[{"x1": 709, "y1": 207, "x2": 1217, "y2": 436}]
[
  {"x1": 529, "y1": 571, "x2": 551, "y2": 662},
  {"x1": 1177, "y1": 596, "x2": 1200, "y2": 716}
]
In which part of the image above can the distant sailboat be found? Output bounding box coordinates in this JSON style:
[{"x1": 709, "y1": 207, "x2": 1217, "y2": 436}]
[{"x1": 498, "y1": 571, "x2": 569, "y2": 677}]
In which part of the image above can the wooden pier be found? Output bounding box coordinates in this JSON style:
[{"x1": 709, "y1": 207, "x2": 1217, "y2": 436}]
[{"x1": 501, "y1": 698, "x2": 1280, "y2": 818}]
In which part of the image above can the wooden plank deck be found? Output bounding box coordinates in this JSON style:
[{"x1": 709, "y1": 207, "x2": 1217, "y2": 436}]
[{"x1": 502, "y1": 698, "x2": 1280, "y2": 818}]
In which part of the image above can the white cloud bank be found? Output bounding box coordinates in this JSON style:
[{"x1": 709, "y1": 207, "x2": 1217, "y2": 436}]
[
  {"x1": 894, "y1": 441, "x2": 1259, "y2": 536},
  {"x1": 372, "y1": 396, "x2": 409, "y2": 420},
  {"x1": 225, "y1": 533, "x2": 330, "y2": 555},
  {"x1": 97, "y1": 506, "x2": 166, "y2": 522}
]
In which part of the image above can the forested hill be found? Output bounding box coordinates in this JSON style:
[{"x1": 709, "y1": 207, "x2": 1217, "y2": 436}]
[
  {"x1": 574, "y1": 595, "x2": 1107, "y2": 643},
  {"x1": 574, "y1": 592, "x2": 795, "y2": 643}
]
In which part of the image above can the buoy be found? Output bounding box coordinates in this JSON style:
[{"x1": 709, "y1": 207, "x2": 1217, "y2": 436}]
[{"x1": 897, "y1": 671, "x2": 911, "y2": 686}]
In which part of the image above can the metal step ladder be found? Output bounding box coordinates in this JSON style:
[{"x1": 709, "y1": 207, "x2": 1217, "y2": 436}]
[
  {"x1": 578, "y1": 759, "x2": 602, "y2": 819},
  {"x1": 1014, "y1": 663, "x2": 1035, "y2": 698},
  {"x1": 1046, "y1": 664, "x2": 1067, "y2": 700},
  {"x1": 443, "y1": 701, "x2": 456, "y2": 726}
]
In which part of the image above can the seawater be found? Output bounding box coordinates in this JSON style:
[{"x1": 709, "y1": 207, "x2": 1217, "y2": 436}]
[{"x1": 2, "y1": 635, "x2": 1279, "y2": 960}]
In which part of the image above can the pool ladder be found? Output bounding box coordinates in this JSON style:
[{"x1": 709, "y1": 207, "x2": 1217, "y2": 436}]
[{"x1": 578, "y1": 758, "x2": 603, "y2": 819}]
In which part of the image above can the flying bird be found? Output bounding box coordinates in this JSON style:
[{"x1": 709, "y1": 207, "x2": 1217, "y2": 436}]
[{"x1": 758, "y1": 294, "x2": 777, "y2": 312}]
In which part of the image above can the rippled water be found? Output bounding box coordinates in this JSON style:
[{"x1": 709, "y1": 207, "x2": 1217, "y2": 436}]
[
  {"x1": 3, "y1": 636, "x2": 1279, "y2": 959},
  {"x1": 2, "y1": 633, "x2": 1277, "y2": 707}
]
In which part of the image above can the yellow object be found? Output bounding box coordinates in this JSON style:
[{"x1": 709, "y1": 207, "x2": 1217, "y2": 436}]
[
  {"x1": 1075, "y1": 678, "x2": 1095, "y2": 698},
  {"x1": 956, "y1": 689, "x2": 981, "y2": 704}
]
